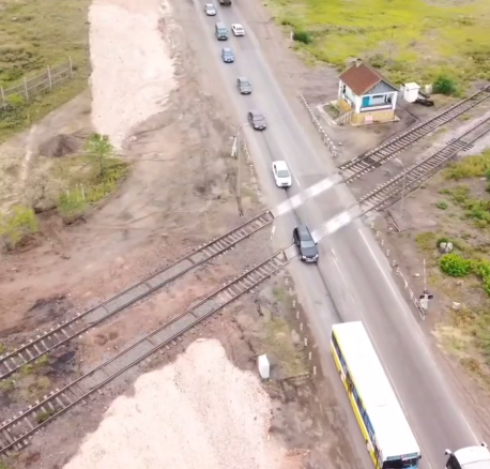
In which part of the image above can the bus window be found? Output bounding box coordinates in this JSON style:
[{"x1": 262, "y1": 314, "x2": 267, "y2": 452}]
[
  {"x1": 332, "y1": 333, "x2": 342, "y2": 359},
  {"x1": 382, "y1": 457, "x2": 419, "y2": 469},
  {"x1": 345, "y1": 373, "x2": 354, "y2": 393}
]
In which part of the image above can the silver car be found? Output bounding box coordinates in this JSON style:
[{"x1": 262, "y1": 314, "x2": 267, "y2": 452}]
[
  {"x1": 248, "y1": 110, "x2": 267, "y2": 130},
  {"x1": 237, "y1": 77, "x2": 252, "y2": 94},
  {"x1": 204, "y1": 3, "x2": 216, "y2": 15}
]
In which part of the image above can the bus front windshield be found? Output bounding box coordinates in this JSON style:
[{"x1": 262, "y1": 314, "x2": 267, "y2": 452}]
[{"x1": 383, "y1": 457, "x2": 420, "y2": 469}]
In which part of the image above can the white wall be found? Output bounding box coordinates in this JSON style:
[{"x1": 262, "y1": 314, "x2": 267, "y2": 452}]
[{"x1": 338, "y1": 80, "x2": 356, "y2": 107}]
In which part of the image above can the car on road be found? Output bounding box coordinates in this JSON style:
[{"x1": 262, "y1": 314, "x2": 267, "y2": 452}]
[
  {"x1": 247, "y1": 110, "x2": 266, "y2": 130},
  {"x1": 293, "y1": 225, "x2": 319, "y2": 263},
  {"x1": 272, "y1": 160, "x2": 292, "y2": 188},
  {"x1": 204, "y1": 3, "x2": 216, "y2": 15},
  {"x1": 221, "y1": 48, "x2": 234, "y2": 63},
  {"x1": 237, "y1": 77, "x2": 252, "y2": 94},
  {"x1": 218, "y1": 0, "x2": 231, "y2": 5},
  {"x1": 215, "y1": 22, "x2": 229, "y2": 40},
  {"x1": 231, "y1": 23, "x2": 245, "y2": 36}
]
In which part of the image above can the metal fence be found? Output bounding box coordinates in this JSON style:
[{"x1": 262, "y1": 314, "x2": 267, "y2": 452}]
[{"x1": 0, "y1": 58, "x2": 75, "y2": 107}]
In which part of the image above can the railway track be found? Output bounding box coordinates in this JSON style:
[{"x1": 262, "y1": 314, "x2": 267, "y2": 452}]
[
  {"x1": 340, "y1": 85, "x2": 490, "y2": 183},
  {"x1": 0, "y1": 174, "x2": 337, "y2": 381},
  {"x1": 0, "y1": 211, "x2": 275, "y2": 380},
  {"x1": 359, "y1": 114, "x2": 490, "y2": 211},
  {"x1": 3, "y1": 115, "x2": 490, "y2": 454},
  {"x1": 0, "y1": 251, "x2": 290, "y2": 456}
]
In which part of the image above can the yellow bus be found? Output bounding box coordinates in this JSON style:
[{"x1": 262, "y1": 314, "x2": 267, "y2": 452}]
[{"x1": 331, "y1": 321, "x2": 421, "y2": 469}]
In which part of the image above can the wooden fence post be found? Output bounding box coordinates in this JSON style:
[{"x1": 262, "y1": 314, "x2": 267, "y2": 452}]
[
  {"x1": 0, "y1": 86, "x2": 5, "y2": 108},
  {"x1": 47, "y1": 65, "x2": 53, "y2": 90},
  {"x1": 23, "y1": 77, "x2": 29, "y2": 101}
]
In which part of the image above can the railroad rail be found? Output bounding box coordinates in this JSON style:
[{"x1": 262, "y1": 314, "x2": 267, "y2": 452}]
[
  {"x1": 359, "y1": 114, "x2": 490, "y2": 211},
  {"x1": 0, "y1": 211, "x2": 275, "y2": 380},
  {"x1": 0, "y1": 251, "x2": 290, "y2": 456},
  {"x1": 3, "y1": 116, "x2": 490, "y2": 454},
  {"x1": 340, "y1": 85, "x2": 490, "y2": 183},
  {"x1": 0, "y1": 174, "x2": 338, "y2": 381}
]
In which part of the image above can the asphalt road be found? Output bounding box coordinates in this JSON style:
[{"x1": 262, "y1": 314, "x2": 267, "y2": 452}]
[{"x1": 188, "y1": 1, "x2": 481, "y2": 467}]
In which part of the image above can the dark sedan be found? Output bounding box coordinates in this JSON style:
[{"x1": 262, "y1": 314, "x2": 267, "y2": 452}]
[
  {"x1": 247, "y1": 110, "x2": 266, "y2": 130},
  {"x1": 293, "y1": 225, "x2": 319, "y2": 263}
]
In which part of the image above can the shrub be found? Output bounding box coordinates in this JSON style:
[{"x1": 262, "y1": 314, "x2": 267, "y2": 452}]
[
  {"x1": 293, "y1": 30, "x2": 312, "y2": 45},
  {"x1": 0, "y1": 205, "x2": 39, "y2": 250},
  {"x1": 439, "y1": 253, "x2": 472, "y2": 277},
  {"x1": 58, "y1": 188, "x2": 88, "y2": 224},
  {"x1": 445, "y1": 151, "x2": 490, "y2": 180},
  {"x1": 437, "y1": 200, "x2": 448, "y2": 210},
  {"x1": 433, "y1": 75, "x2": 457, "y2": 96}
]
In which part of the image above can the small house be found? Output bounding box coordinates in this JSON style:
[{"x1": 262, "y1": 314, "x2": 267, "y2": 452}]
[{"x1": 337, "y1": 59, "x2": 399, "y2": 125}]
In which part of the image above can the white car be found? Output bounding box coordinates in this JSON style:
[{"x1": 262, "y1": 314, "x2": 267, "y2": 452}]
[
  {"x1": 231, "y1": 23, "x2": 245, "y2": 36},
  {"x1": 204, "y1": 3, "x2": 216, "y2": 15},
  {"x1": 272, "y1": 161, "x2": 292, "y2": 188}
]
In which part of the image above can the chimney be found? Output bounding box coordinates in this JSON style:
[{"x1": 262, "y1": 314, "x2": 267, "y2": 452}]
[{"x1": 356, "y1": 58, "x2": 362, "y2": 67}]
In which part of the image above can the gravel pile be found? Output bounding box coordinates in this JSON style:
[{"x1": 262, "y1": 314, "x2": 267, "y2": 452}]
[
  {"x1": 63, "y1": 339, "x2": 286, "y2": 469},
  {"x1": 89, "y1": 0, "x2": 176, "y2": 149}
]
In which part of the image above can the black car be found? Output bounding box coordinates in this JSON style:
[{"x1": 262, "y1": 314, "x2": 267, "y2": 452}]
[
  {"x1": 237, "y1": 77, "x2": 252, "y2": 94},
  {"x1": 293, "y1": 225, "x2": 319, "y2": 263},
  {"x1": 247, "y1": 110, "x2": 266, "y2": 130}
]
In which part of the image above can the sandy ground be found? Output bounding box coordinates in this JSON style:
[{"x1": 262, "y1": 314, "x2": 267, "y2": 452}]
[
  {"x1": 89, "y1": 0, "x2": 176, "y2": 149},
  {"x1": 10, "y1": 276, "x2": 360, "y2": 469},
  {"x1": 63, "y1": 339, "x2": 286, "y2": 469},
  {"x1": 0, "y1": 0, "x2": 257, "y2": 335}
]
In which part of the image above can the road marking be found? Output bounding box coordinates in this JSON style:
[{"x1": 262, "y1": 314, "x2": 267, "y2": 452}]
[
  {"x1": 312, "y1": 206, "x2": 358, "y2": 242},
  {"x1": 271, "y1": 173, "x2": 342, "y2": 217}
]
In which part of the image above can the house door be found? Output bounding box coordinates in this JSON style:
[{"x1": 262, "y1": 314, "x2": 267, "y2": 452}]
[{"x1": 362, "y1": 96, "x2": 370, "y2": 107}]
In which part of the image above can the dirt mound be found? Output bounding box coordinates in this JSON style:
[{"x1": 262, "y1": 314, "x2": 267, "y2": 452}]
[{"x1": 39, "y1": 134, "x2": 85, "y2": 157}]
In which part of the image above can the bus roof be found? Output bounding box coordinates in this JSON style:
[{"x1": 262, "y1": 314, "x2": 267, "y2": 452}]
[{"x1": 332, "y1": 321, "x2": 420, "y2": 460}]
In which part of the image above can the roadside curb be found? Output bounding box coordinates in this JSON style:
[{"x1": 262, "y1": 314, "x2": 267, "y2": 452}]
[
  {"x1": 370, "y1": 223, "x2": 426, "y2": 320},
  {"x1": 300, "y1": 95, "x2": 338, "y2": 158},
  {"x1": 241, "y1": 135, "x2": 262, "y2": 200}
]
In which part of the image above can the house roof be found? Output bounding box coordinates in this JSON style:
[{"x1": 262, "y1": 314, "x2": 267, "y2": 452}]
[{"x1": 339, "y1": 61, "x2": 397, "y2": 96}]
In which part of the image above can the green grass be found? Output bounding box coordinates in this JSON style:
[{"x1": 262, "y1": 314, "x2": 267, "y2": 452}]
[
  {"x1": 272, "y1": 286, "x2": 289, "y2": 304},
  {"x1": 444, "y1": 184, "x2": 490, "y2": 229},
  {"x1": 53, "y1": 154, "x2": 129, "y2": 223},
  {"x1": 444, "y1": 150, "x2": 490, "y2": 181},
  {"x1": 0, "y1": 205, "x2": 39, "y2": 251},
  {"x1": 0, "y1": 0, "x2": 90, "y2": 141},
  {"x1": 451, "y1": 307, "x2": 490, "y2": 367},
  {"x1": 264, "y1": 316, "x2": 306, "y2": 377},
  {"x1": 415, "y1": 231, "x2": 436, "y2": 253},
  {"x1": 271, "y1": 0, "x2": 490, "y2": 86}
]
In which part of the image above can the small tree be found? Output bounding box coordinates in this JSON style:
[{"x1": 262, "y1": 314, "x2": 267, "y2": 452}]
[
  {"x1": 293, "y1": 30, "x2": 312, "y2": 45},
  {"x1": 0, "y1": 205, "x2": 39, "y2": 250},
  {"x1": 85, "y1": 133, "x2": 114, "y2": 178},
  {"x1": 433, "y1": 75, "x2": 457, "y2": 96}
]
